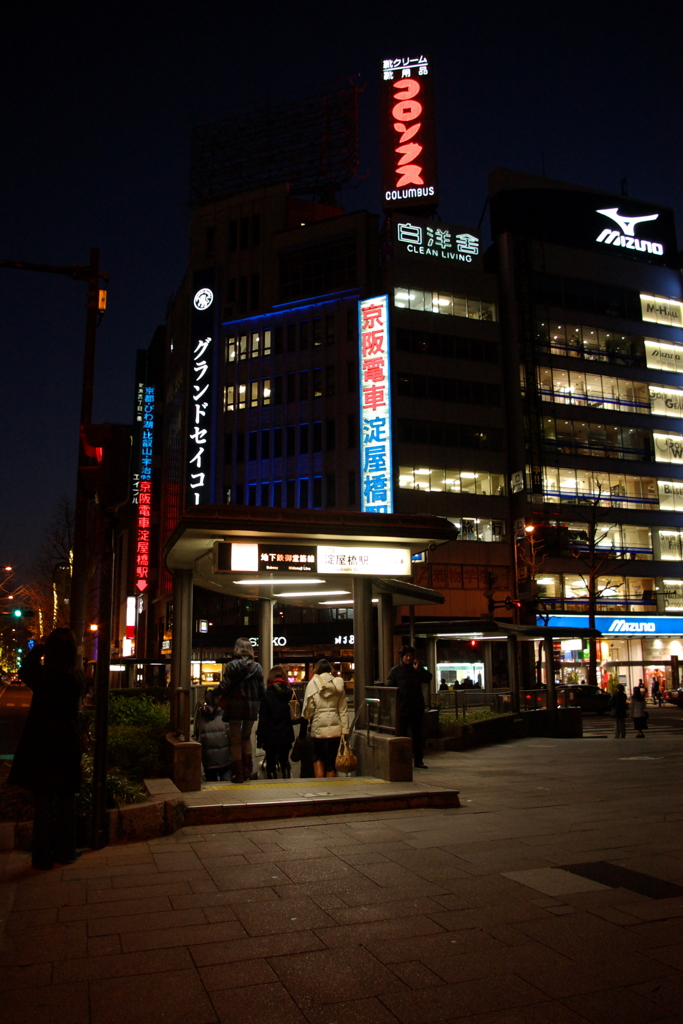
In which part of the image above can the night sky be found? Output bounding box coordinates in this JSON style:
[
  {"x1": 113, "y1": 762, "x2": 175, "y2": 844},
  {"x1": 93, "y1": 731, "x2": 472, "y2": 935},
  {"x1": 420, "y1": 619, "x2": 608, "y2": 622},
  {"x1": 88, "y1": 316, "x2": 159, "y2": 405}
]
[{"x1": 2, "y1": 1, "x2": 682, "y2": 573}]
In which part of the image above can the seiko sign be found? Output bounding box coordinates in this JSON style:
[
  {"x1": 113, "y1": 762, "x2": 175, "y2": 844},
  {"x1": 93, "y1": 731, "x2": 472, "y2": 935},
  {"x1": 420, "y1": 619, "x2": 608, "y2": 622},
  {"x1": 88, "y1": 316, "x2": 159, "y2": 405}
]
[
  {"x1": 595, "y1": 208, "x2": 663, "y2": 255},
  {"x1": 394, "y1": 217, "x2": 481, "y2": 267}
]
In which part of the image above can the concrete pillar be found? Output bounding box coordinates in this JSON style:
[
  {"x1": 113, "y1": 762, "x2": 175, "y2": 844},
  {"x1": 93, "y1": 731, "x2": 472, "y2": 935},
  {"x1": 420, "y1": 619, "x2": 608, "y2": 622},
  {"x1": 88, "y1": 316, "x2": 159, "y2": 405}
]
[
  {"x1": 259, "y1": 598, "x2": 273, "y2": 678},
  {"x1": 379, "y1": 592, "x2": 393, "y2": 684},
  {"x1": 170, "y1": 568, "x2": 193, "y2": 739},
  {"x1": 426, "y1": 636, "x2": 437, "y2": 697},
  {"x1": 353, "y1": 576, "x2": 374, "y2": 713},
  {"x1": 409, "y1": 606, "x2": 415, "y2": 648},
  {"x1": 507, "y1": 633, "x2": 519, "y2": 712}
]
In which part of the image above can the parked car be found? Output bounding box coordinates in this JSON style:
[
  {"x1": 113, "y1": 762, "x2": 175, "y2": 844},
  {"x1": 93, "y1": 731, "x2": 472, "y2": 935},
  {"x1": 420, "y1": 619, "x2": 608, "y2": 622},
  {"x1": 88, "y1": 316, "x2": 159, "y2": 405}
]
[
  {"x1": 664, "y1": 688, "x2": 683, "y2": 708},
  {"x1": 556, "y1": 684, "x2": 612, "y2": 714}
]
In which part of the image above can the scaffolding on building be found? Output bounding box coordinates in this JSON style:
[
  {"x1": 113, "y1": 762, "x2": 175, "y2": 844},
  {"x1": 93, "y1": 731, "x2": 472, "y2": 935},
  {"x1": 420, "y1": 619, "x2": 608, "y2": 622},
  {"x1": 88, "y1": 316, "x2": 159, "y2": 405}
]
[{"x1": 189, "y1": 80, "x2": 362, "y2": 207}]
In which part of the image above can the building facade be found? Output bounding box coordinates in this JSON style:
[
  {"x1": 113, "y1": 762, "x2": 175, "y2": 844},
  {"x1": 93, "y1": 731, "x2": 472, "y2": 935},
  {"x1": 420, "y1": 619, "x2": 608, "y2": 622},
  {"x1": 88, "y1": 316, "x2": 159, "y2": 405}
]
[{"x1": 119, "y1": 163, "x2": 683, "y2": 695}]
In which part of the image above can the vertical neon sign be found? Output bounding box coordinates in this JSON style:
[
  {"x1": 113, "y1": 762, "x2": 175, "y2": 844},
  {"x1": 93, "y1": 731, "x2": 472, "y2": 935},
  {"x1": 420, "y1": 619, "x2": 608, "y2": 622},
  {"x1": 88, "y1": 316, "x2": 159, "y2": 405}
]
[
  {"x1": 135, "y1": 385, "x2": 155, "y2": 593},
  {"x1": 187, "y1": 272, "x2": 216, "y2": 507},
  {"x1": 359, "y1": 295, "x2": 393, "y2": 513}
]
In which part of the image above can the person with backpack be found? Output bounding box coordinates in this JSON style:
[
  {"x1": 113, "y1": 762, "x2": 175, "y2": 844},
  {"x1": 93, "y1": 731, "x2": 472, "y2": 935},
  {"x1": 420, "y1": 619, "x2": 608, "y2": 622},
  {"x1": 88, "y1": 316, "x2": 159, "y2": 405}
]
[
  {"x1": 303, "y1": 659, "x2": 348, "y2": 777},
  {"x1": 214, "y1": 637, "x2": 265, "y2": 783}
]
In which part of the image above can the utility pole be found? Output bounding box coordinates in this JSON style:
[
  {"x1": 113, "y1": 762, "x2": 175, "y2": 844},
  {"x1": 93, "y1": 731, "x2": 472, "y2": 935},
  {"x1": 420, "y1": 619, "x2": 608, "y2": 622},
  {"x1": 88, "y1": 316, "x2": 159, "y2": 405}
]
[{"x1": 0, "y1": 249, "x2": 108, "y2": 664}]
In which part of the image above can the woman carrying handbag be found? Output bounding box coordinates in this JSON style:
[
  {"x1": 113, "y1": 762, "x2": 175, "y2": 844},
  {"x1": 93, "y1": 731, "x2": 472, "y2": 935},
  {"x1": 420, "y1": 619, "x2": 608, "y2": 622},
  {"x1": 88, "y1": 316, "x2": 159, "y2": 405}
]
[{"x1": 303, "y1": 659, "x2": 349, "y2": 777}]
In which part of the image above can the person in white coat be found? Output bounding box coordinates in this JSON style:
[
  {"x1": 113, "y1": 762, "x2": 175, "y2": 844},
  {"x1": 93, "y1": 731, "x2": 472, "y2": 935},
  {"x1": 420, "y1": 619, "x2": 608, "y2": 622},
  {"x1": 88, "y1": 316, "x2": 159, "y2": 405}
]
[{"x1": 303, "y1": 658, "x2": 349, "y2": 777}]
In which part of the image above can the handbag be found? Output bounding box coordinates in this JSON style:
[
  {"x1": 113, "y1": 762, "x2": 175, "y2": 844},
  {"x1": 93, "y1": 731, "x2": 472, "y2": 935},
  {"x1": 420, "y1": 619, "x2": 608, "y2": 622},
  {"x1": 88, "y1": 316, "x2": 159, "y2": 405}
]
[
  {"x1": 289, "y1": 694, "x2": 301, "y2": 721},
  {"x1": 335, "y1": 734, "x2": 357, "y2": 773}
]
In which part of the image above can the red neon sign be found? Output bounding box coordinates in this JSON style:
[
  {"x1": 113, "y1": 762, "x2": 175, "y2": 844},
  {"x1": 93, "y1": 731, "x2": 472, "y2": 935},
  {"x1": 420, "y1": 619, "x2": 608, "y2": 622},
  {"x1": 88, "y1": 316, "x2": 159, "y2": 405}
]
[
  {"x1": 381, "y1": 56, "x2": 438, "y2": 210},
  {"x1": 136, "y1": 480, "x2": 151, "y2": 592}
]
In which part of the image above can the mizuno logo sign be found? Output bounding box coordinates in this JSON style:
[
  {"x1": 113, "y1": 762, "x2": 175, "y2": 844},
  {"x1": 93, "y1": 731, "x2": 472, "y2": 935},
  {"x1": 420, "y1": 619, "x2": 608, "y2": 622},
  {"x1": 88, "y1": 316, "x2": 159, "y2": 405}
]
[
  {"x1": 595, "y1": 207, "x2": 664, "y2": 256},
  {"x1": 607, "y1": 619, "x2": 656, "y2": 633}
]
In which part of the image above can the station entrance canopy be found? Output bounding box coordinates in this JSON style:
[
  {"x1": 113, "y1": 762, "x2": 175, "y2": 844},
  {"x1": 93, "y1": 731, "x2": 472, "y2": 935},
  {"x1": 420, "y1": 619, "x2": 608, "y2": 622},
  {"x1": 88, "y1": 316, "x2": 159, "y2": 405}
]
[{"x1": 163, "y1": 506, "x2": 456, "y2": 735}]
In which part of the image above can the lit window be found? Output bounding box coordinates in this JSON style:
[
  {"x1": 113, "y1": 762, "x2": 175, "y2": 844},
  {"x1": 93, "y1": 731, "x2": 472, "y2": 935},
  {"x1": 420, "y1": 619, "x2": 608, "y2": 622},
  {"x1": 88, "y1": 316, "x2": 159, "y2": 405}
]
[
  {"x1": 250, "y1": 381, "x2": 259, "y2": 408},
  {"x1": 225, "y1": 385, "x2": 235, "y2": 412},
  {"x1": 394, "y1": 287, "x2": 497, "y2": 322},
  {"x1": 262, "y1": 378, "x2": 271, "y2": 407}
]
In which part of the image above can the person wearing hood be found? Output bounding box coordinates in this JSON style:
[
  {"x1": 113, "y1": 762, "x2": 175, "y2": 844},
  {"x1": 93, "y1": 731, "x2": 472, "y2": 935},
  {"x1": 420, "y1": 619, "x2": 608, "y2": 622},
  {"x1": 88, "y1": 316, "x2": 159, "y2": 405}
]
[
  {"x1": 194, "y1": 687, "x2": 231, "y2": 781},
  {"x1": 303, "y1": 658, "x2": 349, "y2": 778},
  {"x1": 215, "y1": 637, "x2": 265, "y2": 783},
  {"x1": 257, "y1": 666, "x2": 296, "y2": 778}
]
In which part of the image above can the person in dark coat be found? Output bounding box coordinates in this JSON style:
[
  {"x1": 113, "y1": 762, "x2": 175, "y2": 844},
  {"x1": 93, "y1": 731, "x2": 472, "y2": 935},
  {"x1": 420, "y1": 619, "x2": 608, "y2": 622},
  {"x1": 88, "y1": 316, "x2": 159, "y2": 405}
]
[
  {"x1": 9, "y1": 629, "x2": 84, "y2": 870},
  {"x1": 214, "y1": 637, "x2": 265, "y2": 783},
  {"x1": 194, "y1": 687, "x2": 231, "y2": 781},
  {"x1": 388, "y1": 644, "x2": 427, "y2": 768},
  {"x1": 608, "y1": 682, "x2": 628, "y2": 738},
  {"x1": 257, "y1": 666, "x2": 295, "y2": 778}
]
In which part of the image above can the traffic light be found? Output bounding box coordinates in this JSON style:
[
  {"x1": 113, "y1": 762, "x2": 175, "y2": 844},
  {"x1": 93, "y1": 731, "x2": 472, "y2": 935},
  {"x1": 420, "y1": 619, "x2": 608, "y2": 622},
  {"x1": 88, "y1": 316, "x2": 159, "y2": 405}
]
[{"x1": 80, "y1": 423, "x2": 132, "y2": 510}]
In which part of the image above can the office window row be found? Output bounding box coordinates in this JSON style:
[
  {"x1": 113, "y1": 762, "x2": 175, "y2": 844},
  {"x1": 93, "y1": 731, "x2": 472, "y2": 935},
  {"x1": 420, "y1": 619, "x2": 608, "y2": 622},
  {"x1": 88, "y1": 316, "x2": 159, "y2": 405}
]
[
  {"x1": 226, "y1": 318, "x2": 340, "y2": 364},
  {"x1": 224, "y1": 369, "x2": 333, "y2": 411},
  {"x1": 542, "y1": 417, "x2": 652, "y2": 461},
  {"x1": 395, "y1": 328, "x2": 499, "y2": 364},
  {"x1": 396, "y1": 373, "x2": 501, "y2": 407},
  {"x1": 540, "y1": 466, "x2": 658, "y2": 509},
  {"x1": 562, "y1": 522, "x2": 653, "y2": 558},
  {"x1": 226, "y1": 473, "x2": 356, "y2": 509},
  {"x1": 398, "y1": 419, "x2": 503, "y2": 451},
  {"x1": 536, "y1": 574, "x2": 653, "y2": 612},
  {"x1": 394, "y1": 287, "x2": 497, "y2": 322},
  {"x1": 536, "y1": 367, "x2": 683, "y2": 419},
  {"x1": 227, "y1": 422, "x2": 335, "y2": 463},
  {"x1": 536, "y1": 320, "x2": 682, "y2": 371},
  {"x1": 398, "y1": 466, "x2": 505, "y2": 495}
]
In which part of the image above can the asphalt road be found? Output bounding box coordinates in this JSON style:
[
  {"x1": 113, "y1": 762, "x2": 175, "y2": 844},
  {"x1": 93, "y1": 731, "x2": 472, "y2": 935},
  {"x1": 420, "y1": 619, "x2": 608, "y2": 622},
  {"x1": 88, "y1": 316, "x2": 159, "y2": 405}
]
[
  {"x1": 581, "y1": 699, "x2": 683, "y2": 737},
  {"x1": 0, "y1": 681, "x2": 31, "y2": 755}
]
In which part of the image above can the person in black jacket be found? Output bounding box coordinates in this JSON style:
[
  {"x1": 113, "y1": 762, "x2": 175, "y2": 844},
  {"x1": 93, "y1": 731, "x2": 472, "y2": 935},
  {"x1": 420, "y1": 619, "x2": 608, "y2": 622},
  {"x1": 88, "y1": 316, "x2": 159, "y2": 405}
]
[
  {"x1": 388, "y1": 644, "x2": 428, "y2": 769},
  {"x1": 257, "y1": 666, "x2": 295, "y2": 778},
  {"x1": 9, "y1": 629, "x2": 84, "y2": 870},
  {"x1": 214, "y1": 638, "x2": 265, "y2": 783},
  {"x1": 608, "y1": 682, "x2": 628, "y2": 738}
]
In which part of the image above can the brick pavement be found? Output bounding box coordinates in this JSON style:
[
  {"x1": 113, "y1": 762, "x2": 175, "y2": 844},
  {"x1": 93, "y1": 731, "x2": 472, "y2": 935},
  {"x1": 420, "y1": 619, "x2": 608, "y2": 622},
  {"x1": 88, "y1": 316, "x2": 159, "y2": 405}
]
[{"x1": 2, "y1": 728, "x2": 683, "y2": 1024}]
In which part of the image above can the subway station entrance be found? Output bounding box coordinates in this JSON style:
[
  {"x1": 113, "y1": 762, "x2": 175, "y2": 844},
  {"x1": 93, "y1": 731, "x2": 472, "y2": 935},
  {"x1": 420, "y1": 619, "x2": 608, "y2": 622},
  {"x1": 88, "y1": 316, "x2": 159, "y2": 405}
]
[{"x1": 162, "y1": 506, "x2": 455, "y2": 798}]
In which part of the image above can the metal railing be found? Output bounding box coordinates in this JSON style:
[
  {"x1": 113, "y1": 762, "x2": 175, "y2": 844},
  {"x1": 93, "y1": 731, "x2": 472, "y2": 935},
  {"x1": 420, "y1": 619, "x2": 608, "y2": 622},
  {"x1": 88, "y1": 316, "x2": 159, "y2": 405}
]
[{"x1": 431, "y1": 689, "x2": 513, "y2": 717}]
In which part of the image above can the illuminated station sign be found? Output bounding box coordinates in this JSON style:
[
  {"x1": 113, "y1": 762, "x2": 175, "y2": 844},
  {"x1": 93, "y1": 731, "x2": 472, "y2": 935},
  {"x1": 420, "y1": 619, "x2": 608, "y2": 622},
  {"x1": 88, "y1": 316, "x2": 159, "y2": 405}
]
[
  {"x1": 214, "y1": 542, "x2": 411, "y2": 576},
  {"x1": 358, "y1": 295, "x2": 393, "y2": 514},
  {"x1": 381, "y1": 55, "x2": 438, "y2": 210}
]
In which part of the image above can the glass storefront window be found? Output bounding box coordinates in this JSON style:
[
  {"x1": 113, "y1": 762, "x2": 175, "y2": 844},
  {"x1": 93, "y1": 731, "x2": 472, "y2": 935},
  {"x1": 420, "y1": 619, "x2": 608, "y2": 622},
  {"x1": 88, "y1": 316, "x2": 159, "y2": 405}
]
[
  {"x1": 537, "y1": 367, "x2": 652, "y2": 413},
  {"x1": 448, "y1": 518, "x2": 506, "y2": 542},
  {"x1": 537, "y1": 320, "x2": 681, "y2": 370},
  {"x1": 541, "y1": 466, "x2": 658, "y2": 509}
]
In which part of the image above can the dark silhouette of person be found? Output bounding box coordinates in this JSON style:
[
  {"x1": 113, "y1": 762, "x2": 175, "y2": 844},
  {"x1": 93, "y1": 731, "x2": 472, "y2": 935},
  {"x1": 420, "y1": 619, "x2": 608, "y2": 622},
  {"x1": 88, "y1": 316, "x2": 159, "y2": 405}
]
[{"x1": 388, "y1": 645, "x2": 427, "y2": 768}]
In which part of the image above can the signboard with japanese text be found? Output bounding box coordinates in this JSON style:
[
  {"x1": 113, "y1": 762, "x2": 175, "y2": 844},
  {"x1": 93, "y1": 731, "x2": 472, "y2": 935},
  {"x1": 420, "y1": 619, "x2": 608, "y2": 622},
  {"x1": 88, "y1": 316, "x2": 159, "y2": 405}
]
[
  {"x1": 393, "y1": 217, "x2": 481, "y2": 269},
  {"x1": 187, "y1": 270, "x2": 217, "y2": 507},
  {"x1": 381, "y1": 55, "x2": 438, "y2": 210},
  {"x1": 135, "y1": 385, "x2": 155, "y2": 593},
  {"x1": 359, "y1": 295, "x2": 393, "y2": 514},
  {"x1": 213, "y1": 541, "x2": 410, "y2": 576},
  {"x1": 214, "y1": 542, "x2": 318, "y2": 574},
  {"x1": 317, "y1": 545, "x2": 411, "y2": 576}
]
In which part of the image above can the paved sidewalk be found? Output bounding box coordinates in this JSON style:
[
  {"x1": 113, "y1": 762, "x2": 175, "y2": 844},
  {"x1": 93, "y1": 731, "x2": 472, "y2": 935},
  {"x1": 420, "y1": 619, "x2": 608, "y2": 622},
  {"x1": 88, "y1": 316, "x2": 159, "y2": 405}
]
[{"x1": 2, "y1": 731, "x2": 683, "y2": 1024}]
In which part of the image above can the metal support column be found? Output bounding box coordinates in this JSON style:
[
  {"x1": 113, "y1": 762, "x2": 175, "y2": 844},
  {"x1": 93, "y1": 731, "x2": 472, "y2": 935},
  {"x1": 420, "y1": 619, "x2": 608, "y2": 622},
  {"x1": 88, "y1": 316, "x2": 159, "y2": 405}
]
[
  {"x1": 379, "y1": 592, "x2": 393, "y2": 684},
  {"x1": 426, "y1": 636, "x2": 437, "y2": 698},
  {"x1": 507, "y1": 634, "x2": 519, "y2": 713},
  {"x1": 543, "y1": 635, "x2": 558, "y2": 731},
  {"x1": 259, "y1": 598, "x2": 273, "y2": 678},
  {"x1": 171, "y1": 569, "x2": 193, "y2": 739},
  {"x1": 353, "y1": 576, "x2": 373, "y2": 710},
  {"x1": 483, "y1": 642, "x2": 493, "y2": 692}
]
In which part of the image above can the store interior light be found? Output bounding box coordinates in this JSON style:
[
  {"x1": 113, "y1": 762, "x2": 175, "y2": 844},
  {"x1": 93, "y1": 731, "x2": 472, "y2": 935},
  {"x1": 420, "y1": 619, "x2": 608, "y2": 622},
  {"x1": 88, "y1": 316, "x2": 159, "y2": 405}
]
[{"x1": 235, "y1": 578, "x2": 325, "y2": 586}]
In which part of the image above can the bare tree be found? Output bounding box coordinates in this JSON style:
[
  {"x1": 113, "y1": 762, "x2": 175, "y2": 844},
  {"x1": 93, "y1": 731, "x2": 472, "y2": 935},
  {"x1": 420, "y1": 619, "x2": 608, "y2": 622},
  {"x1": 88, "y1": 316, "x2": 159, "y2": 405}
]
[
  {"x1": 27, "y1": 496, "x2": 75, "y2": 635},
  {"x1": 567, "y1": 484, "x2": 628, "y2": 687}
]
